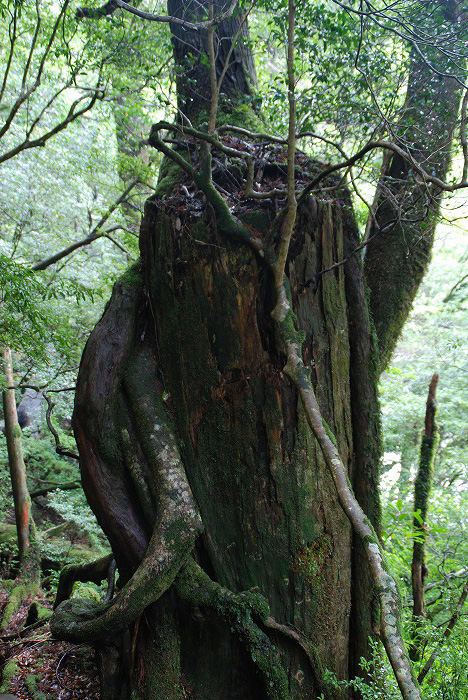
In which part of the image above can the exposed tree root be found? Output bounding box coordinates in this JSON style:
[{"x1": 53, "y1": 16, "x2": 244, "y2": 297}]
[
  {"x1": 51, "y1": 350, "x2": 203, "y2": 642},
  {"x1": 53, "y1": 554, "x2": 114, "y2": 610},
  {"x1": 175, "y1": 558, "x2": 290, "y2": 700}
]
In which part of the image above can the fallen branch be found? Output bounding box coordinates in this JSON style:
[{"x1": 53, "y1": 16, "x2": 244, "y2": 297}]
[{"x1": 30, "y1": 481, "x2": 80, "y2": 499}]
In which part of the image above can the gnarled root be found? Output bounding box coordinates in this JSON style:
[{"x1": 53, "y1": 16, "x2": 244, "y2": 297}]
[
  {"x1": 53, "y1": 554, "x2": 114, "y2": 610},
  {"x1": 175, "y1": 558, "x2": 290, "y2": 700},
  {"x1": 51, "y1": 346, "x2": 203, "y2": 642}
]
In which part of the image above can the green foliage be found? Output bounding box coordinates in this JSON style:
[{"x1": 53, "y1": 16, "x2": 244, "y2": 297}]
[
  {"x1": 421, "y1": 625, "x2": 468, "y2": 700},
  {"x1": 47, "y1": 489, "x2": 104, "y2": 546},
  {"x1": 71, "y1": 581, "x2": 103, "y2": 603},
  {"x1": 0, "y1": 658, "x2": 19, "y2": 692},
  {"x1": 321, "y1": 639, "x2": 400, "y2": 699},
  {"x1": 380, "y1": 224, "x2": 468, "y2": 585},
  {"x1": 0, "y1": 254, "x2": 99, "y2": 368},
  {"x1": 322, "y1": 631, "x2": 468, "y2": 700},
  {"x1": 379, "y1": 218, "x2": 468, "y2": 698},
  {"x1": 0, "y1": 1, "x2": 466, "y2": 696},
  {"x1": 252, "y1": 0, "x2": 406, "y2": 161}
]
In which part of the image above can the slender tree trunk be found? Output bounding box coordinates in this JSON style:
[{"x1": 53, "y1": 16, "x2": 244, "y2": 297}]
[
  {"x1": 410, "y1": 374, "x2": 439, "y2": 660},
  {"x1": 2, "y1": 346, "x2": 32, "y2": 564}
]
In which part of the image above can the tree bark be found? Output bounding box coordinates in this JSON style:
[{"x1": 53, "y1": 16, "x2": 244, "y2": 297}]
[
  {"x1": 410, "y1": 374, "x2": 439, "y2": 660},
  {"x1": 2, "y1": 346, "x2": 33, "y2": 564},
  {"x1": 51, "y1": 172, "x2": 364, "y2": 697},
  {"x1": 168, "y1": 0, "x2": 257, "y2": 124},
  {"x1": 365, "y1": 34, "x2": 463, "y2": 372}
]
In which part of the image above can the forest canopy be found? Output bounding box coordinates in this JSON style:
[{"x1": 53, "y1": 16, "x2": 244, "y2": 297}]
[{"x1": 0, "y1": 0, "x2": 467, "y2": 699}]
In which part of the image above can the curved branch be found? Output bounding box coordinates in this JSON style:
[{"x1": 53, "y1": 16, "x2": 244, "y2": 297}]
[
  {"x1": 43, "y1": 393, "x2": 79, "y2": 460},
  {"x1": 31, "y1": 480, "x2": 80, "y2": 498},
  {"x1": 32, "y1": 179, "x2": 139, "y2": 271},
  {"x1": 54, "y1": 554, "x2": 114, "y2": 609},
  {"x1": 77, "y1": 0, "x2": 238, "y2": 29},
  {"x1": 278, "y1": 329, "x2": 420, "y2": 700}
]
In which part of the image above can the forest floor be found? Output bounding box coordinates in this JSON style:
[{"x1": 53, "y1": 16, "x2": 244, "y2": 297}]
[{"x1": 0, "y1": 587, "x2": 100, "y2": 700}]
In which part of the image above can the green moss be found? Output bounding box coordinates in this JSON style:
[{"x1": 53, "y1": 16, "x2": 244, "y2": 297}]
[
  {"x1": 294, "y1": 534, "x2": 333, "y2": 585},
  {"x1": 414, "y1": 433, "x2": 438, "y2": 519},
  {"x1": 322, "y1": 418, "x2": 339, "y2": 449},
  {"x1": 239, "y1": 210, "x2": 274, "y2": 235},
  {"x1": 0, "y1": 582, "x2": 38, "y2": 631},
  {"x1": 0, "y1": 523, "x2": 18, "y2": 560},
  {"x1": 37, "y1": 602, "x2": 51, "y2": 621},
  {"x1": 25, "y1": 673, "x2": 47, "y2": 700},
  {"x1": 0, "y1": 658, "x2": 19, "y2": 692},
  {"x1": 136, "y1": 607, "x2": 183, "y2": 700},
  {"x1": 154, "y1": 150, "x2": 194, "y2": 198},
  {"x1": 216, "y1": 99, "x2": 265, "y2": 132},
  {"x1": 119, "y1": 261, "x2": 141, "y2": 287},
  {"x1": 175, "y1": 560, "x2": 289, "y2": 700},
  {"x1": 71, "y1": 583, "x2": 102, "y2": 604},
  {"x1": 163, "y1": 517, "x2": 200, "y2": 559}
]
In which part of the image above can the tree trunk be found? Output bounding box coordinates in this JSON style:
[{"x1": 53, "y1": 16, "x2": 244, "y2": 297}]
[
  {"x1": 50, "y1": 2, "x2": 463, "y2": 697},
  {"x1": 141, "y1": 193, "x2": 355, "y2": 698},
  {"x1": 410, "y1": 374, "x2": 438, "y2": 660},
  {"x1": 1, "y1": 346, "x2": 39, "y2": 633},
  {"x1": 168, "y1": 0, "x2": 257, "y2": 124},
  {"x1": 59, "y1": 178, "x2": 366, "y2": 698},
  {"x1": 365, "y1": 14, "x2": 463, "y2": 370},
  {"x1": 2, "y1": 346, "x2": 33, "y2": 564}
]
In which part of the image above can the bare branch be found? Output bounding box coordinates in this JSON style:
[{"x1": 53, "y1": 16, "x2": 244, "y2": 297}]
[
  {"x1": 443, "y1": 271, "x2": 468, "y2": 302},
  {"x1": 0, "y1": 0, "x2": 71, "y2": 143},
  {"x1": 21, "y1": 0, "x2": 42, "y2": 92},
  {"x1": 0, "y1": 2, "x2": 19, "y2": 104},
  {"x1": 0, "y1": 90, "x2": 104, "y2": 165},
  {"x1": 43, "y1": 393, "x2": 79, "y2": 461},
  {"x1": 76, "y1": 0, "x2": 238, "y2": 30},
  {"x1": 32, "y1": 179, "x2": 139, "y2": 271},
  {"x1": 31, "y1": 480, "x2": 80, "y2": 498}
]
